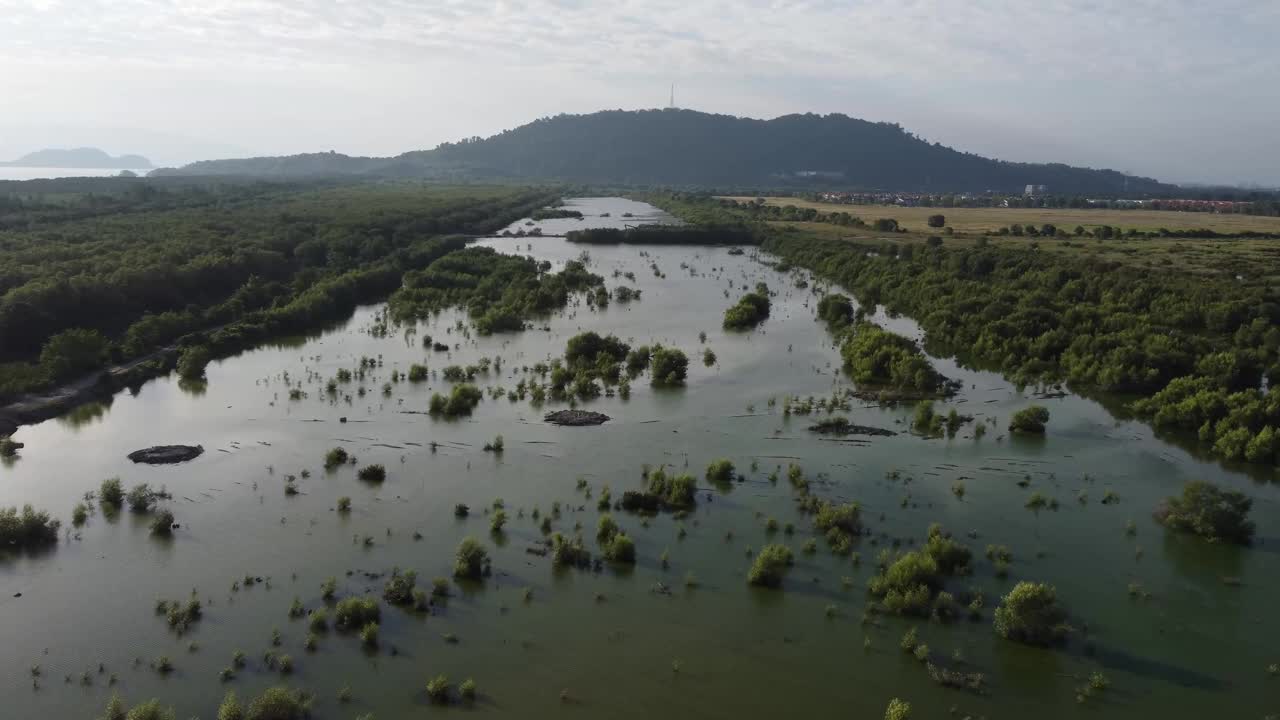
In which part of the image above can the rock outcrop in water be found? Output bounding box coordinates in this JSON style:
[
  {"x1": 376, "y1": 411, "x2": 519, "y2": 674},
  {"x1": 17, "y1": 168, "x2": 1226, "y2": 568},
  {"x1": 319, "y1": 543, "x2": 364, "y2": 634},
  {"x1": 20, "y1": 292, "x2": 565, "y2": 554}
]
[
  {"x1": 128, "y1": 445, "x2": 204, "y2": 464},
  {"x1": 544, "y1": 410, "x2": 611, "y2": 426}
]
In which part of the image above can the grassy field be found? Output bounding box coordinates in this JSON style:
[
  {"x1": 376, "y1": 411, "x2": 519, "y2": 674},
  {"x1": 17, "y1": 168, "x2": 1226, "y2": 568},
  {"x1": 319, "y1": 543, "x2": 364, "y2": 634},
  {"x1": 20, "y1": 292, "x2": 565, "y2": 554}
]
[
  {"x1": 720, "y1": 196, "x2": 1280, "y2": 234},
  {"x1": 772, "y1": 220, "x2": 1280, "y2": 288}
]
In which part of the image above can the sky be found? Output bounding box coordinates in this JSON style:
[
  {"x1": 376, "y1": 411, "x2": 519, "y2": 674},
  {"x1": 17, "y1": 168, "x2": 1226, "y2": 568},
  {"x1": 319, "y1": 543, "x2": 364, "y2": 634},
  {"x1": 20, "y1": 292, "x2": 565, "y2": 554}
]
[{"x1": 1, "y1": 0, "x2": 1277, "y2": 186}]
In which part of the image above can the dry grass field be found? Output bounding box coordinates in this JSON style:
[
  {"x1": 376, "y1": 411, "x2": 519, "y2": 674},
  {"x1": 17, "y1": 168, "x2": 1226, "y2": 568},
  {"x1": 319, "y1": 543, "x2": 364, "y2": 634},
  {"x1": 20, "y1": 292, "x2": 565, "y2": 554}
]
[{"x1": 720, "y1": 196, "x2": 1280, "y2": 235}]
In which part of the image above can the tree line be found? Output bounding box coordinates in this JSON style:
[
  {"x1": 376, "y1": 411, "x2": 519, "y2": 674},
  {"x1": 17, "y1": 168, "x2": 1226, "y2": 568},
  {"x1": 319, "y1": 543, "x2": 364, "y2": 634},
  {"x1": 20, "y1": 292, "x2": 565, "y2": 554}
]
[{"x1": 0, "y1": 181, "x2": 561, "y2": 402}]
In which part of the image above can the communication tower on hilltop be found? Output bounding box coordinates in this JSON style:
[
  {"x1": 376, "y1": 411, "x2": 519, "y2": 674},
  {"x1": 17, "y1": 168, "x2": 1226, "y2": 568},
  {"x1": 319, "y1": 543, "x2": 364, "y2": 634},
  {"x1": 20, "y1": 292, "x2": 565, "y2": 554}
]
[{"x1": 669, "y1": 83, "x2": 676, "y2": 110}]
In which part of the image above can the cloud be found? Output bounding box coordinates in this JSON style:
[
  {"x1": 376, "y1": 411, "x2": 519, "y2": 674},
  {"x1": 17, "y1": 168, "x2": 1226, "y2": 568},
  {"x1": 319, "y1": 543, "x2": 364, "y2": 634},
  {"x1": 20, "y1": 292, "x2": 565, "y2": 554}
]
[{"x1": 0, "y1": 1, "x2": 1276, "y2": 183}]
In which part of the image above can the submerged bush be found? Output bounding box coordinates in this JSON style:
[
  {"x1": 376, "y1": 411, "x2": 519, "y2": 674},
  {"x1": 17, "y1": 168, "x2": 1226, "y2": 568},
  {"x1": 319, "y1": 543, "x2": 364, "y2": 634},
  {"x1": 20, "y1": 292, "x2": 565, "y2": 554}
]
[
  {"x1": 356, "y1": 464, "x2": 386, "y2": 483},
  {"x1": 564, "y1": 331, "x2": 630, "y2": 370},
  {"x1": 705, "y1": 459, "x2": 735, "y2": 486},
  {"x1": 1009, "y1": 406, "x2": 1050, "y2": 434},
  {"x1": 217, "y1": 690, "x2": 244, "y2": 720},
  {"x1": 1153, "y1": 480, "x2": 1254, "y2": 545},
  {"x1": 748, "y1": 544, "x2": 794, "y2": 588},
  {"x1": 602, "y1": 532, "x2": 636, "y2": 564},
  {"x1": 127, "y1": 483, "x2": 156, "y2": 512},
  {"x1": 650, "y1": 347, "x2": 689, "y2": 387},
  {"x1": 323, "y1": 447, "x2": 349, "y2": 469},
  {"x1": 841, "y1": 322, "x2": 945, "y2": 393},
  {"x1": 244, "y1": 686, "x2": 311, "y2": 720},
  {"x1": 993, "y1": 581, "x2": 1071, "y2": 646},
  {"x1": 646, "y1": 467, "x2": 697, "y2": 509},
  {"x1": 333, "y1": 596, "x2": 380, "y2": 630},
  {"x1": 817, "y1": 293, "x2": 854, "y2": 328},
  {"x1": 100, "y1": 477, "x2": 125, "y2": 507},
  {"x1": 885, "y1": 698, "x2": 911, "y2": 720},
  {"x1": 426, "y1": 674, "x2": 450, "y2": 704},
  {"x1": 453, "y1": 537, "x2": 490, "y2": 580},
  {"x1": 382, "y1": 569, "x2": 418, "y2": 606},
  {"x1": 0, "y1": 504, "x2": 61, "y2": 548},
  {"x1": 429, "y1": 384, "x2": 484, "y2": 416},
  {"x1": 150, "y1": 509, "x2": 175, "y2": 536},
  {"x1": 868, "y1": 551, "x2": 939, "y2": 616},
  {"x1": 550, "y1": 532, "x2": 591, "y2": 568},
  {"x1": 723, "y1": 289, "x2": 771, "y2": 330}
]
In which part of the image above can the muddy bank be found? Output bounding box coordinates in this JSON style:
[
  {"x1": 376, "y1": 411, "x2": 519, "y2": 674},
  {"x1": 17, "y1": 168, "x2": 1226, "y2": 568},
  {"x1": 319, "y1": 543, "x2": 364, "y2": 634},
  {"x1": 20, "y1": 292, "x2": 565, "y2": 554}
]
[
  {"x1": 807, "y1": 417, "x2": 897, "y2": 437},
  {"x1": 544, "y1": 409, "x2": 611, "y2": 426},
  {"x1": 0, "y1": 349, "x2": 178, "y2": 439},
  {"x1": 128, "y1": 445, "x2": 204, "y2": 464}
]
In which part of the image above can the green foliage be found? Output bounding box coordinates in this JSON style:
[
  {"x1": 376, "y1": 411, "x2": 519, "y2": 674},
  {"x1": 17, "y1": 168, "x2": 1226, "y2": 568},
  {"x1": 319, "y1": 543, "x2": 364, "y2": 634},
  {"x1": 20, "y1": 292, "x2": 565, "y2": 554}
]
[
  {"x1": 705, "y1": 458, "x2": 735, "y2": 486},
  {"x1": 177, "y1": 345, "x2": 212, "y2": 380},
  {"x1": 723, "y1": 288, "x2": 771, "y2": 329},
  {"x1": 0, "y1": 504, "x2": 61, "y2": 547},
  {"x1": 333, "y1": 596, "x2": 380, "y2": 630},
  {"x1": 1154, "y1": 480, "x2": 1254, "y2": 545},
  {"x1": 98, "y1": 476, "x2": 124, "y2": 504},
  {"x1": 459, "y1": 677, "x2": 477, "y2": 701},
  {"x1": 429, "y1": 383, "x2": 483, "y2": 416},
  {"x1": 356, "y1": 464, "x2": 386, "y2": 483},
  {"x1": 869, "y1": 551, "x2": 939, "y2": 616},
  {"x1": 382, "y1": 569, "x2": 418, "y2": 605},
  {"x1": 550, "y1": 532, "x2": 592, "y2": 568},
  {"x1": 453, "y1": 536, "x2": 490, "y2": 579},
  {"x1": 150, "y1": 508, "x2": 175, "y2": 536},
  {"x1": 217, "y1": 690, "x2": 244, "y2": 720},
  {"x1": 0, "y1": 183, "x2": 557, "y2": 402},
  {"x1": 531, "y1": 207, "x2": 583, "y2": 220},
  {"x1": 646, "y1": 467, "x2": 698, "y2": 509},
  {"x1": 748, "y1": 544, "x2": 794, "y2": 588},
  {"x1": 390, "y1": 246, "x2": 602, "y2": 335},
  {"x1": 993, "y1": 581, "x2": 1071, "y2": 646},
  {"x1": 841, "y1": 322, "x2": 945, "y2": 393},
  {"x1": 564, "y1": 331, "x2": 630, "y2": 370},
  {"x1": 753, "y1": 224, "x2": 1280, "y2": 464},
  {"x1": 38, "y1": 328, "x2": 110, "y2": 382},
  {"x1": 1009, "y1": 406, "x2": 1050, "y2": 433},
  {"x1": 407, "y1": 363, "x2": 428, "y2": 382},
  {"x1": 359, "y1": 622, "x2": 378, "y2": 648},
  {"x1": 426, "y1": 674, "x2": 450, "y2": 704},
  {"x1": 244, "y1": 686, "x2": 311, "y2": 720},
  {"x1": 817, "y1": 293, "x2": 854, "y2": 328},
  {"x1": 123, "y1": 699, "x2": 176, "y2": 720},
  {"x1": 603, "y1": 532, "x2": 636, "y2": 563},
  {"x1": 323, "y1": 446, "x2": 348, "y2": 469},
  {"x1": 650, "y1": 347, "x2": 689, "y2": 387},
  {"x1": 127, "y1": 483, "x2": 156, "y2": 512},
  {"x1": 885, "y1": 698, "x2": 912, "y2": 720},
  {"x1": 922, "y1": 524, "x2": 972, "y2": 574}
]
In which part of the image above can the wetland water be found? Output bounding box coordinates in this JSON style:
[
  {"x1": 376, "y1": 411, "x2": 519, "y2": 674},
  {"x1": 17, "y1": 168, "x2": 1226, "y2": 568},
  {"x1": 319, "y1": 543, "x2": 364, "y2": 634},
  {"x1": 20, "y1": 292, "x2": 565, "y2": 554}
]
[{"x1": 1, "y1": 197, "x2": 1276, "y2": 719}]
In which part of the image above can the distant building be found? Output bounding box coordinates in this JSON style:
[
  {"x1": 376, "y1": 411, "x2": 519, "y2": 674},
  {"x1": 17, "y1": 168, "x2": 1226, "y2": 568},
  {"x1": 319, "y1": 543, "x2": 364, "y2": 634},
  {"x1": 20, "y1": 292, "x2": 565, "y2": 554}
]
[
  {"x1": 794, "y1": 170, "x2": 845, "y2": 179},
  {"x1": 1024, "y1": 184, "x2": 1048, "y2": 196}
]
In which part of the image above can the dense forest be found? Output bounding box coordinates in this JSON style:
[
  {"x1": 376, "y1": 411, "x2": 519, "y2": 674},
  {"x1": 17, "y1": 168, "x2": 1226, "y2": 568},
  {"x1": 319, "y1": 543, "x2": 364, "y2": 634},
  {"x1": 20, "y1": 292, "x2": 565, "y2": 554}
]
[
  {"x1": 651, "y1": 194, "x2": 1280, "y2": 466},
  {"x1": 152, "y1": 110, "x2": 1172, "y2": 194},
  {"x1": 0, "y1": 180, "x2": 560, "y2": 403}
]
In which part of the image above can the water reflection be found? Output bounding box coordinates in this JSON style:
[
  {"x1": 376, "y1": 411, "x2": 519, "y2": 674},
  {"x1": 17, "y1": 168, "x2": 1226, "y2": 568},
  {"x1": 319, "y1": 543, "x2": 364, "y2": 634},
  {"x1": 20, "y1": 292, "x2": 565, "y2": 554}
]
[{"x1": 56, "y1": 398, "x2": 113, "y2": 430}]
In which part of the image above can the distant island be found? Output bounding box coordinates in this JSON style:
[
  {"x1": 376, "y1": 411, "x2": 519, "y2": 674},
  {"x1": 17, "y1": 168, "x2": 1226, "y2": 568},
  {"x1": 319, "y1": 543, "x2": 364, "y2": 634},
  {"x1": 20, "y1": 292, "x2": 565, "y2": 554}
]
[
  {"x1": 0, "y1": 147, "x2": 152, "y2": 169},
  {"x1": 150, "y1": 109, "x2": 1172, "y2": 194}
]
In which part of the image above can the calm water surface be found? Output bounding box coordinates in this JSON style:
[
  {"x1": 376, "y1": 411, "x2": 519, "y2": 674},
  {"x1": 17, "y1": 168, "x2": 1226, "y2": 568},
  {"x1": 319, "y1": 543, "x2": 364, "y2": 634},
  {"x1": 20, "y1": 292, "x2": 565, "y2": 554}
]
[{"x1": 1, "y1": 198, "x2": 1276, "y2": 719}]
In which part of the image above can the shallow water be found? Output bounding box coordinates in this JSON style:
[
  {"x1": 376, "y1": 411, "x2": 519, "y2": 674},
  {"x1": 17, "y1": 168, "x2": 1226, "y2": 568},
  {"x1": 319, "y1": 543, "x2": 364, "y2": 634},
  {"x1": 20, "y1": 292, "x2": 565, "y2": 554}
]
[{"x1": 1, "y1": 197, "x2": 1276, "y2": 719}]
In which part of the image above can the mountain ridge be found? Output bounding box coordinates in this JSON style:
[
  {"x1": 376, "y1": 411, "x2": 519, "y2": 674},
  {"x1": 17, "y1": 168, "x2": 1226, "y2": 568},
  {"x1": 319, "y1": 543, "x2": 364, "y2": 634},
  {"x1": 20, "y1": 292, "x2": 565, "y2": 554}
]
[
  {"x1": 1, "y1": 147, "x2": 152, "y2": 169},
  {"x1": 151, "y1": 109, "x2": 1175, "y2": 193}
]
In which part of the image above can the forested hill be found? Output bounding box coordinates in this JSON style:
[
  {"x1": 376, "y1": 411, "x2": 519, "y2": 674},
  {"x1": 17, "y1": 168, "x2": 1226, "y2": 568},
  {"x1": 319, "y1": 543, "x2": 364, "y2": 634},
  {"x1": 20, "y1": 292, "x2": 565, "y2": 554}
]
[{"x1": 153, "y1": 109, "x2": 1172, "y2": 194}]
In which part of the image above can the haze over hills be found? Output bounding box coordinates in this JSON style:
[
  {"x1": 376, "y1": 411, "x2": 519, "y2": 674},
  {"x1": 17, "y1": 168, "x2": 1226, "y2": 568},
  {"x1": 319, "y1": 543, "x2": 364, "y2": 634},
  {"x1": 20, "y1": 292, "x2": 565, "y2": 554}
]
[
  {"x1": 1, "y1": 147, "x2": 152, "y2": 169},
  {"x1": 152, "y1": 109, "x2": 1175, "y2": 194}
]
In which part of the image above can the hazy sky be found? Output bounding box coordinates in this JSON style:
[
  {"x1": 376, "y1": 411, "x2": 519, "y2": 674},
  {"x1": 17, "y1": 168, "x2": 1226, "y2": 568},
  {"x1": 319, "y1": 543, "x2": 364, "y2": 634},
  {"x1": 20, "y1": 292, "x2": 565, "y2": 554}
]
[{"x1": 2, "y1": 0, "x2": 1277, "y2": 185}]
